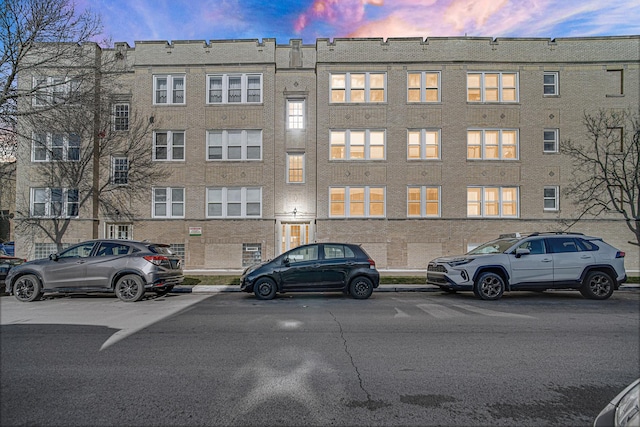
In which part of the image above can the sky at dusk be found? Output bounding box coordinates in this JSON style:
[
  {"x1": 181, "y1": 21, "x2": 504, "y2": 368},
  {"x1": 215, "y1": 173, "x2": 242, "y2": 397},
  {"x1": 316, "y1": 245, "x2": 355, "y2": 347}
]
[{"x1": 79, "y1": 0, "x2": 640, "y2": 46}]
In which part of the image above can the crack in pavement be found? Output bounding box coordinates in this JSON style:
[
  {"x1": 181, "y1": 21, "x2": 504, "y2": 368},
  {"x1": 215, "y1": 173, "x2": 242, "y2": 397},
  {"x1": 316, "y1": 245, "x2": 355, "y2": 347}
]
[{"x1": 329, "y1": 311, "x2": 371, "y2": 401}]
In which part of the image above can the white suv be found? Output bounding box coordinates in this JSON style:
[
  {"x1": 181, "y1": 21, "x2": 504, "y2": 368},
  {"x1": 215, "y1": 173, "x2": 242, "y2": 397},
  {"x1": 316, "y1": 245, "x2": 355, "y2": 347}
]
[{"x1": 427, "y1": 232, "x2": 627, "y2": 300}]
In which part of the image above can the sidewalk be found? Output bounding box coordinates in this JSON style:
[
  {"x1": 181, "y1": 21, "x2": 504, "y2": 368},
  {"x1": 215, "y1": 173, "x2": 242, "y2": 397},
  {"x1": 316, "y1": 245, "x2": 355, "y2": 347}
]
[{"x1": 174, "y1": 283, "x2": 640, "y2": 294}]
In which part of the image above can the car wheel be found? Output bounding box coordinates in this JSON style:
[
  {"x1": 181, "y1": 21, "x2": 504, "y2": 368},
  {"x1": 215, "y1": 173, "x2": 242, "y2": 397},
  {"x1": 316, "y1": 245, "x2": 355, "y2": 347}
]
[
  {"x1": 580, "y1": 271, "x2": 614, "y2": 300},
  {"x1": 14, "y1": 274, "x2": 43, "y2": 302},
  {"x1": 475, "y1": 272, "x2": 505, "y2": 301},
  {"x1": 153, "y1": 285, "x2": 174, "y2": 296},
  {"x1": 115, "y1": 274, "x2": 146, "y2": 302},
  {"x1": 254, "y1": 278, "x2": 276, "y2": 300},
  {"x1": 350, "y1": 277, "x2": 374, "y2": 299}
]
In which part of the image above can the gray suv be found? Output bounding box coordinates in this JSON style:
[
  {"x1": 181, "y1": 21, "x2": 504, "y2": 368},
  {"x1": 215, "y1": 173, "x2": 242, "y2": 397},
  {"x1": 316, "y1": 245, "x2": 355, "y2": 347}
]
[
  {"x1": 4, "y1": 239, "x2": 184, "y2": 302},
  {"x1": 427, "y1": 232, "x2": 627, "y2": 300}
]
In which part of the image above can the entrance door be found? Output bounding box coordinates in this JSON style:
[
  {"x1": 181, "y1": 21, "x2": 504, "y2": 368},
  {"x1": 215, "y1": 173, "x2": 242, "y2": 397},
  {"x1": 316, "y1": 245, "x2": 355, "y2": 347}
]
[{"x1": 282, "y1": 223, "x2": 311, "y2": 253}]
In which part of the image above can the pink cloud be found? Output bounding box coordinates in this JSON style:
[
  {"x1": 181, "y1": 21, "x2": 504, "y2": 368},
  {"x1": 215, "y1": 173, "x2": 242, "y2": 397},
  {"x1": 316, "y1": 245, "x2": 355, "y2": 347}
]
[{"x1": 294, "y1": 0, "x2": 370, "y2": 32}]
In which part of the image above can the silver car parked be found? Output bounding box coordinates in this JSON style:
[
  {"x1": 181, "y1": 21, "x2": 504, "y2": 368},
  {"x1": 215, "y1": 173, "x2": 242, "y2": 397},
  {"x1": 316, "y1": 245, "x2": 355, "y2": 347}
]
[{"x1": 4, "y1": 239, "x2": 184, "y2": 302}]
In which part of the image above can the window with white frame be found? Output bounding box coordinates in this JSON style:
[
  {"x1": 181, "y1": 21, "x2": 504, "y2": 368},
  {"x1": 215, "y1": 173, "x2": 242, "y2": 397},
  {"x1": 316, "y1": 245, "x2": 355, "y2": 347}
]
[
  {"x1": 544, "y1": 129, "x2": 559, "y2": 153},
  {"x1": 467, "y1": 72, "x2": 518, "y2": 103},
  {"x1": 113, "y1": 103, "x2": 129, "y2": 131},
  {"x1": 467, "y1": 129, "x2": 518, "y2": 160},
  {"x1": 331, "y1": 72, "x2": 386, "y2": 103},
  {"x1": 407, "y1": 186, "x2": 440, "y2": 217},
  {"x1": 153, "y1": 75, "x2": 185, "y2": 105},
  {"x1": 330, "y1": 130, "x2": 385, "y2": 160},
  {"x1": 153, "y1": 131, "x2": 185, "y2": 161},
  {"x1": 206, "y1": 130, "x2": 262, "y2": 160},
  {"x1": 407, "y1": 72, "x2": 440, "y2": 102},
  {"x1": 287, "y1": 153, "x2": 305, "y2": 183},
  {"x1": 107, "y1": 223, "x2": 132, "y2": 239},
  {"x1": 543, "y1": 72, "x2": 559, "y2": 96},
  {"x1": 329, "y1": 187, "x2": 385, "y2": 218},
  {"x1": 467, "y1": 187, "x2": 519, "y2": 218},
  {"x1": 32, "y1": 132, "x2": 80, "y2": 162},
  {"x1": 32, "y1": 76, "x2": 80, "y2": 106},
  {"x1": 153, "y1": 188, "x2": 185, "y2": 218},
  {"x1": 207, "y1": 74, "x2": 262, "y2": 104},
  {"x1": 31, "y1": 188, "x2": 79, "y2": 218},
  {"x1": 206, "y1": 187, "x2": 262, "y2": 218},
  {"x1": 287, "y1": 100, "x2": 305, "y2": 129},
  {"x1": 544, "y1": 187, "x2": 559, "y2": 211},
  {"x1": 111, "y1": 156, "x2": 129, "y2": 185},
  {"x1": 408, "y1": 129, "x2": 440, "y2": 160}
]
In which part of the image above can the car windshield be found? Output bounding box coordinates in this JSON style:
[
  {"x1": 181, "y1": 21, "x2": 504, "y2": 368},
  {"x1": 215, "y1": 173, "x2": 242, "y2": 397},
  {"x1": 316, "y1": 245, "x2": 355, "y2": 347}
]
[
  {"x1": 148, "y1": 245, "x2": 173, "y2": 255},
  {"x1": 467, "y1": 238, "x2": 520, "y2": 255}
]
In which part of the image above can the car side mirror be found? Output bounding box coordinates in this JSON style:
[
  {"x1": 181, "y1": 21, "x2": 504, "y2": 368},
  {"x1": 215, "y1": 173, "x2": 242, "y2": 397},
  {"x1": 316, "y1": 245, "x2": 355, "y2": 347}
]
[
  {"x1": 49, "y1": 253, "x2": 59, "y2": 261},
  {"x1": 515, "y1": 248, "x2": 530, "y2": 258},
  {"x1": 283, "y1": 257, "x2": 290, "y2": 266}
]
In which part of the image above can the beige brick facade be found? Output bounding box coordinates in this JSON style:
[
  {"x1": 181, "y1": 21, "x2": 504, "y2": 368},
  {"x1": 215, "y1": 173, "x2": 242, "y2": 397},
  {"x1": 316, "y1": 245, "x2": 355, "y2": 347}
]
[{"x1": 14, "y1": 36, "x2": 640, "y2": 271}]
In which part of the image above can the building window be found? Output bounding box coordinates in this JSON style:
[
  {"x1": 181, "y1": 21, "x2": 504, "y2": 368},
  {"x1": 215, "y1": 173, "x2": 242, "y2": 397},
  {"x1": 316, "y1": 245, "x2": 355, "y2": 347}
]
[
  {"x1": 331, "y1": 72, "x2": 386, "y2": 103},
  {"x1": 32, "y1": 132, "x2": 80, "y2": 162},
  {"x1": 407, "y1": 72, "x2": 440, "y2": 103},
  {"x1": 543, "y1": 72, "x2": 558, "y2": 96},
  {"x1": 154, "y1": 75, "x2": 185, "y2": 105},
  {"x1": 34, "y1": 243, "x2": 70, "y2": 259},
  {"x1": 206, "y1": 130, "x2": 262, "y2": 161},
  {"x1": 544, "y1": 187, "x2": 559, "y2": 211},
  {"x1": 287, "y1": 100, "x2": 305, "y2": 129},
  {"x1": 606, "y1": 69, "x2": 623, "y2": 95},
  {"x1": 330, "y1": 130, "x2": 385, "y2": 160},
  {"x1": 206, "y1": 187, "x2": 262, "y2": 218},
  {"x1": 242, "y1": 243, "x2": 262, "y2": 267},
  {"x1": 329, "y1": 187, "x2": 385, "y2": 218},
  {"x1": 107, "y1": 223, "x2": 132, "y2": 239},
  {"x1": 287, "y1": 153, "x2": 305, "y2": 183},
  {"x1": 408, "y1": 129, "x2": 440, "y2": 160},
  {"x1": 31, "y1": 188, "x2": 79, "y2": 218},
  {"x1": 169, "y1": 244, "x2": 185, "y2": 259},
  {"x1": 407, "y1": 186, "x2": 440, "y2": 217},
  {"x1": 153, "y1": 188, "x2": 185, "y2": 218},
  {"x1": 153, "y1": 131, "x2": 185, "y2": 161},
  {"x1": 608, "y1": 127, "x2": 624, "y2": 152},
  {"x1": 544, "y1": 129, "x2": 559, "y2": 153},
  {"x1": 467, "y1": 187, "x2": 519, "y2": 218},
  {"x1": 113, "y1": 103, "x2": 129, "y2": 131},
  {"x1": 467, "y1": 72, "x2": 518, "y2": 103},
  {"x1": 32, "y1": 76, "x2": 80, "y2": 106},
  {"x1": 467, "y1": 129, "x2": 519, "y2": 160},
  {"x1": 111, "y1": 156, "x2": 129, "y2": 185},
  {"x1": 207, "y1": 74, "x2": 262, "y2": 104}
]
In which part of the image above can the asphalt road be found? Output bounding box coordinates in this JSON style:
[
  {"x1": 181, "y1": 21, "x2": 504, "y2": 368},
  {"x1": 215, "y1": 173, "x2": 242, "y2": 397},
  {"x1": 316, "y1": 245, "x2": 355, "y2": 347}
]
[{"x1": 1, "y1": 290, "x2": 639, "y2": 426}]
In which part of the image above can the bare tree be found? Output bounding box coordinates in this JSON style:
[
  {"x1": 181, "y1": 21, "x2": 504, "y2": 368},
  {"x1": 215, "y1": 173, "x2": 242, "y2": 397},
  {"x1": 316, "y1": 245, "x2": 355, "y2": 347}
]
[
  {"x1": 1, "y1": 0, "x2": 103, "y2": 135},
  {"x1": 14, "y1": 89, "x2": 168, "y2": 251},
  {"x1": 560, "y1": 108, "x2": 640, "y2": 247}
]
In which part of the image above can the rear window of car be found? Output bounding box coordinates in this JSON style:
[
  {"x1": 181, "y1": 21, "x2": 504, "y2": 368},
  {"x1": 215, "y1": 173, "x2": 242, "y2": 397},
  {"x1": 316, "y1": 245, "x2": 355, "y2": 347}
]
[
  {"x1": 324, "y1": 244, "x2": 356, "y2": 259},
  {"x1": 148, "y1": 245, "x2": 173, "y2": 255},
  {"x1": 576, "y1": 238, "x2": 599, "y2": 251}
]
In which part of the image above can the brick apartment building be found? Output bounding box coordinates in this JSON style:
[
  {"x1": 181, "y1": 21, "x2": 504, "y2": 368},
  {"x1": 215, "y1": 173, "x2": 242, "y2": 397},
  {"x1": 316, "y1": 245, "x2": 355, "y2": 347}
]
[{"x1": 14, "y1": 36, "x2": 640, "y2": 271}]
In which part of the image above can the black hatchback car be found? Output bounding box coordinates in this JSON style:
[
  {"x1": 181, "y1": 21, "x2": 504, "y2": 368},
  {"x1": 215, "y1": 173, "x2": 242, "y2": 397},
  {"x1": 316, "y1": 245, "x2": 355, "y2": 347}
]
[{"x1": 240, "y1": 243, "x2": 380, "y2": 300}]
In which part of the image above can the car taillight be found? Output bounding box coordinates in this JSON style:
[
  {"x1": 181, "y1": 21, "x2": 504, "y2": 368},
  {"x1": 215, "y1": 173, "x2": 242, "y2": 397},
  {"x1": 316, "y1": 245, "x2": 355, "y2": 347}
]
[
  {"x1": 144, "y1": 255, "x2": 169, "y2": 266},
  {"x1": 616, "y1": 251, "x2": 625, "y2": 258},
  {"x1": 368, "y1": 259, "x2": 376, "y2": 269}
]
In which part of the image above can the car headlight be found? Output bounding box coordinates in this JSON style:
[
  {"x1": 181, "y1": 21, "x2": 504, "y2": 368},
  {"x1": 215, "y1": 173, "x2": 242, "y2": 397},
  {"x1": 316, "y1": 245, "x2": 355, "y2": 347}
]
[
  {"x1": 447, "y1": 258, "x2": 474, "y2": 267},
  {"x1": 616, "y1": 381, "x2": 640, "y2": 427}
]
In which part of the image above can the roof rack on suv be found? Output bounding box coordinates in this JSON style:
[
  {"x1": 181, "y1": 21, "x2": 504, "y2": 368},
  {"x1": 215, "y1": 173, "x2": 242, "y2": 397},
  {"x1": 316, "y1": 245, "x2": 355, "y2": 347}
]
[{"x1": 528, "y1": 232, "x2": 584, "y2": 236}]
